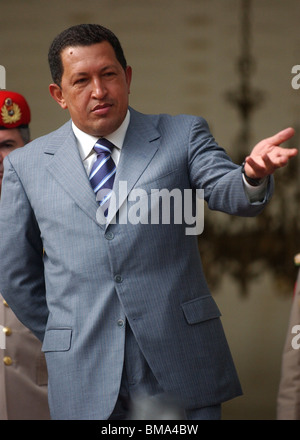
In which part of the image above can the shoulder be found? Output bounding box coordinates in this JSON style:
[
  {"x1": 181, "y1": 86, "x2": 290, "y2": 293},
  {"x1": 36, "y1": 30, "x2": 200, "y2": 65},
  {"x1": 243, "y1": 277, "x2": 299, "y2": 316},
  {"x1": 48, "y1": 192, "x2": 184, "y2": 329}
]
[
  {"x1": 130, "y1": 106, "x2": 207, "y2": 126},
  {"x1": 129, "y1": 107, "x2": 211, "y2": 139}
]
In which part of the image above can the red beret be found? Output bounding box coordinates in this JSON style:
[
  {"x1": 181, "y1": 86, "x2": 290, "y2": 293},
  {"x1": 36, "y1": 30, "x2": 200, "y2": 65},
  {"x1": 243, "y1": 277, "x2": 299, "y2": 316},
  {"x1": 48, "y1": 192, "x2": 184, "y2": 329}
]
[{"x1": 0, "y1": 90, "x2": 31, "y2": 129}]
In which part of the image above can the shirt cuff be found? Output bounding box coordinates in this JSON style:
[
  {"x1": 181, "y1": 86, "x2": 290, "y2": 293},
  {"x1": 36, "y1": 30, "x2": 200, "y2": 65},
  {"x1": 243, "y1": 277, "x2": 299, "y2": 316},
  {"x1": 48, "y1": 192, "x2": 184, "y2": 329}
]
[{"x1": 242, "y1": 174, "x2": 269, "y2": 203}]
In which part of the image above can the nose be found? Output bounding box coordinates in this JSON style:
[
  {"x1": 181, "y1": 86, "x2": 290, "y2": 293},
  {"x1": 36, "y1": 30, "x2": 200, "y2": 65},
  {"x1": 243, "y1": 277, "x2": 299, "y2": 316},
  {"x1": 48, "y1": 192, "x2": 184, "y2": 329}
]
[{"x1": 91, "y1": 77, "x2": 107, "y2": 99}]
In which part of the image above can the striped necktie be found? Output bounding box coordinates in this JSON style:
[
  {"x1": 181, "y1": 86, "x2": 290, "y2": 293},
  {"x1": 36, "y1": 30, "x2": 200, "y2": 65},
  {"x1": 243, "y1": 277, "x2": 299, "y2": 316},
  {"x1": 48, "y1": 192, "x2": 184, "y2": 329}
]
[{"x1": 89, "y1": 138, "x2": 116, "y2": 217}]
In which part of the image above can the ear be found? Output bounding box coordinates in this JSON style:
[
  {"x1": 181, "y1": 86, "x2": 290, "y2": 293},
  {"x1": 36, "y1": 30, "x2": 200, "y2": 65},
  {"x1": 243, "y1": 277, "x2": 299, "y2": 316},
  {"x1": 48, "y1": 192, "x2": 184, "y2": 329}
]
[
  {"x1": 49, "y1": 83, "x2": 68, "y2": 109},
  {"x1": 125, "y1": 66, "x2": 132, "y2": 94}
]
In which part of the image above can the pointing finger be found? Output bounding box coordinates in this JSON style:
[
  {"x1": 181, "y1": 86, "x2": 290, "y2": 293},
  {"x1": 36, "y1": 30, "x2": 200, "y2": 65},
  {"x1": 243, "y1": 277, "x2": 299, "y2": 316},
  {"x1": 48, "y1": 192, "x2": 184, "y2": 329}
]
[{"x1": 266, "y1": 127, "x2": 295, "y2": 146}]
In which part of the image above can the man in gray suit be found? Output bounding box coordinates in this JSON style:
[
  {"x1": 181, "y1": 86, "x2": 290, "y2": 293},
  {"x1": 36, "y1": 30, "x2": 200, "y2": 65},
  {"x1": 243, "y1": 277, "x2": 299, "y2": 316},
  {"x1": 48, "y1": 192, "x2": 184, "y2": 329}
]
[{"x1": 0, "y1": 24, "x2": 297, "y2": 420}]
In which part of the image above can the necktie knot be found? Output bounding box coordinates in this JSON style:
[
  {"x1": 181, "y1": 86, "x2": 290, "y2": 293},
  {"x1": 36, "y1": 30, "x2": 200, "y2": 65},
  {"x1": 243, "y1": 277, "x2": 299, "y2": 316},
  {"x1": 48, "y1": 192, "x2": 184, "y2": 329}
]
[
  {"x1": 93, "y1": 138, "x2": 115, "y2": 156},
  {"x1": 94, "y1": 138, "x2": 114, "y2": 155}
]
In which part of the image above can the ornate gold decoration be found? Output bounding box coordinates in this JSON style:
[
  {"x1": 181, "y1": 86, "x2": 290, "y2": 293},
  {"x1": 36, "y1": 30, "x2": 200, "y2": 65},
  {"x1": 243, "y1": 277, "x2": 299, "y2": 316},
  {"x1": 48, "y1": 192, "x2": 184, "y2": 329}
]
[{"x1": 1, "y1": 98, "x2": 22, "y2": 124}]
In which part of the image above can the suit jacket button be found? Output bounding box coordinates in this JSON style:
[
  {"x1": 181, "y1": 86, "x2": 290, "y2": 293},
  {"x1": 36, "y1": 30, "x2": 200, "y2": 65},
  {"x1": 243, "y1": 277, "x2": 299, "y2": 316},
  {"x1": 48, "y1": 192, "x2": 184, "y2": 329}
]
[
  {"x1": 114, "y1": 275, "x2": 123, "y2": 283},
  {"x1": 105, "y1": 231, "x2": 114, "y2": 240},
  {"x1": 3, "y1": 327, "x2": 12, "y2": 336},
  {"x1": 3, "y1": 356, "x2": 12, "y2": 366}
]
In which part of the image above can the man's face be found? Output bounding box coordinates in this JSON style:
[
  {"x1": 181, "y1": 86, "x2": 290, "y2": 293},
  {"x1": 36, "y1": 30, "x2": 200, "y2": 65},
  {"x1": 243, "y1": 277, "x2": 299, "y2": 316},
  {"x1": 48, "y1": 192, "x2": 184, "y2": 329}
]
[
  {"x1": 50, "y1": 41, "x2": 132, "y2": 137},
  {"x1": 0, "y1": 128, "x2": 24, "y2": 191}
]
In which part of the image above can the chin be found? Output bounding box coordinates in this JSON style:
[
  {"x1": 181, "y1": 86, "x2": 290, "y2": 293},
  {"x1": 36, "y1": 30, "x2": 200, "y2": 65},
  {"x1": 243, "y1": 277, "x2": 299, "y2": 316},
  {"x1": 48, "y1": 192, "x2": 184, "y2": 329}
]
[{"x1": 93, "y1": 124, "x2": 118, "y2": 138}]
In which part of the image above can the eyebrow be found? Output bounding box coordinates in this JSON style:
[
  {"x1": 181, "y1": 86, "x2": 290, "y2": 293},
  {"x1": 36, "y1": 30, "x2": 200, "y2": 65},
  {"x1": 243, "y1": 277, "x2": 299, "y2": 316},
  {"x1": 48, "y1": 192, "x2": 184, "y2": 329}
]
[{"x1": 72, "y1": 64, "x2": 119, "y2": 77}]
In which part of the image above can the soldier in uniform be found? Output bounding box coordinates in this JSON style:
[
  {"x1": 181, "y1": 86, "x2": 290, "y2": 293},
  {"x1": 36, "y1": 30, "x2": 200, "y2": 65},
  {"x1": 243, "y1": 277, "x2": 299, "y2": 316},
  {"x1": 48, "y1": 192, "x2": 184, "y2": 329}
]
[
  {"x1": 0, "y1": 90, "x2": 50, "y2": 419},
  {"x1": 277, "y1": 254, "x2": 300, "y2": 419}
]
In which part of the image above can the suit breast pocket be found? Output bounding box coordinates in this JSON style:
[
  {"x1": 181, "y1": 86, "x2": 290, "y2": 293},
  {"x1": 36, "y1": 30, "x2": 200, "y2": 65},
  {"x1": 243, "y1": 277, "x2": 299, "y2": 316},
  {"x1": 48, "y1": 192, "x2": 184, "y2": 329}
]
[
  {"x1": 181, "y1": 295, "x2": 221, "y2": 325},
  {"x1": 136, "y1": 168, "x2": 182, "y2": 195},
  {"x1": 42, "y1": 328, "x2": 72, "y2": 352}
]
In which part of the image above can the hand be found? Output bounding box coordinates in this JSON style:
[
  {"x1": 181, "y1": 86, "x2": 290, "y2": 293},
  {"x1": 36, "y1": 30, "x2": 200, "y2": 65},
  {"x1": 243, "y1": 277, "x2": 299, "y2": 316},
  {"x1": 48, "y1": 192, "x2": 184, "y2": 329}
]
[{"x1": 244, "y1": 127, "x2": 298, "y2": 179}]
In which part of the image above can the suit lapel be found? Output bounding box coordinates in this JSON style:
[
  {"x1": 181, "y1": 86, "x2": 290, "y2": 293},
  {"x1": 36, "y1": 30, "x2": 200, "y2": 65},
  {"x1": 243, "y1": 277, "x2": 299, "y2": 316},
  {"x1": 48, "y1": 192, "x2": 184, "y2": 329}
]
[
  {"x1": 45, "y1": 121, "x2": 104, "y2": 228},
  {"x1": 106, "y1": 109, "x2": 160, "y2": 226}
]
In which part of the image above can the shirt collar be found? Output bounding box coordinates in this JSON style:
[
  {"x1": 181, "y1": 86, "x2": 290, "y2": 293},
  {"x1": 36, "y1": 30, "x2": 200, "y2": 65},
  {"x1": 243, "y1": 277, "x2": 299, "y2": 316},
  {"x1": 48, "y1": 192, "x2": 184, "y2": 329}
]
[{"x1": 72, "y1": 109, "x2": 130, "y2": 161}]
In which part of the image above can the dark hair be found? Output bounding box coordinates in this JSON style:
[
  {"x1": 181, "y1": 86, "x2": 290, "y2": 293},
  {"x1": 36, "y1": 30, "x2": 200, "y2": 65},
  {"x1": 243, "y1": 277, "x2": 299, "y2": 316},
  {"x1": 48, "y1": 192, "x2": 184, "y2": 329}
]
[
  {"x1": 48, "y1": 24, "x2": 127, "y2": 86},
  {"x1": 18, "y1": 126, "x2": 30, "y2": 144}
]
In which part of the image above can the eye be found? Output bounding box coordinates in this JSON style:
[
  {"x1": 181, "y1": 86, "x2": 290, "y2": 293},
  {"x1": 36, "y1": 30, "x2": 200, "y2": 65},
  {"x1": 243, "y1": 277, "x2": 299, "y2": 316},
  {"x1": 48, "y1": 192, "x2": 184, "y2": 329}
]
[
  {"x1": 74, "y1": 77, "x2": 88, "y2": 85},
  {"x1": 1, "y1": 142, "x2": 15, "y2": 149},
  {"x1": 103, "y1": 71, "x2": 117, "y2": 78}
]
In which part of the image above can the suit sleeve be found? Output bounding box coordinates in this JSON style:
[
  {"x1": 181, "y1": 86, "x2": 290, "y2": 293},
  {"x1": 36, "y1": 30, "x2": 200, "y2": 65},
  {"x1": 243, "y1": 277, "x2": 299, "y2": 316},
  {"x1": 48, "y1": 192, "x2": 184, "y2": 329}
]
[
  {"x1": 0, "y1": 155, "x2": 48, "y2": 341},
  {"x1": 188, "y1": 116, "x2": 274, "y2": 216}
]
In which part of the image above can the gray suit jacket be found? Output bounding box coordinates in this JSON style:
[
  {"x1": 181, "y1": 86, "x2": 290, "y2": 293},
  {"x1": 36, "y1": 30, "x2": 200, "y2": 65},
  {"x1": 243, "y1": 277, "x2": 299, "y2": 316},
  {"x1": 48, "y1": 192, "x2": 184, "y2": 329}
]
[{"x1": 0, "y1": 107, "x2": 273, "y2": 419}]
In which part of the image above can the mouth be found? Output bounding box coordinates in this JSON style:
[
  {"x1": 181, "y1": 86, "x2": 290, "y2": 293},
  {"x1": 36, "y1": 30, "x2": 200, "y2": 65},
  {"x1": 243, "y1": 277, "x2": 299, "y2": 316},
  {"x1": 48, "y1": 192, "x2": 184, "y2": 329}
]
[{"x1": 91, "y1": 103, "x2": 112, "y2": 116}]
